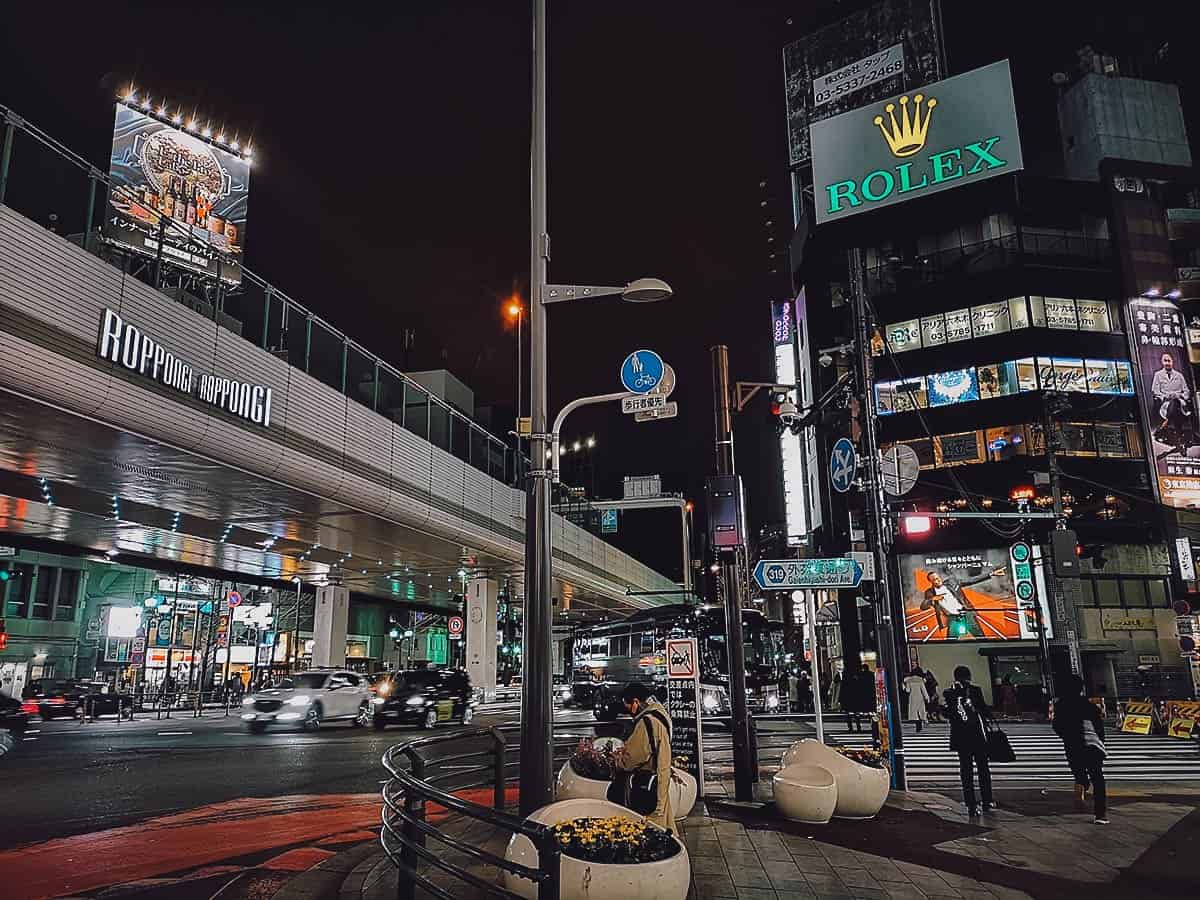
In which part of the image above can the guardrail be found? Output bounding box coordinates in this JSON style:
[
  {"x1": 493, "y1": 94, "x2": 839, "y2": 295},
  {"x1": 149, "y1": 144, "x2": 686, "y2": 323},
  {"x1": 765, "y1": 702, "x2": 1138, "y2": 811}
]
[{"x1": 381, "y1": 725, "x2": 573, "y2": 900}]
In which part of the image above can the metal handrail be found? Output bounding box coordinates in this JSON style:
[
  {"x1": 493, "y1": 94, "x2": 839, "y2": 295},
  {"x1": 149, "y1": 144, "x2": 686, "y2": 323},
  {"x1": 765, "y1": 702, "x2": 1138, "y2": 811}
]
[{"x1": 380, "y1": 725, "x2": 561, "y2": 900}]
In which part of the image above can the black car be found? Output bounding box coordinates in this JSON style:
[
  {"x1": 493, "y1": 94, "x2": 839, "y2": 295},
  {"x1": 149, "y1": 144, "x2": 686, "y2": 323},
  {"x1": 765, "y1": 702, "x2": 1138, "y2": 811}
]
[
  {"x1": 0, "y1": 693, "x2": 29, "y2": 735},
  {"x1": 29, "y1": 680, "x2": 132, "y2": 720},
  {"x1": 371, "y1": 668, "x2": 474, "y2": 729}
]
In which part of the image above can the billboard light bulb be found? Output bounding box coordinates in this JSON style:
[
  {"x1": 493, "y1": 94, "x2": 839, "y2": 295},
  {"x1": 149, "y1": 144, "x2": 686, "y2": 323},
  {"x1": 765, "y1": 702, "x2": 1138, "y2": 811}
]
[
  {"x1": 173, "y1": 113, "x2": 183, "y2": 125},
  {"x1": 202, "y1": 126, "x2": 212, "y2": 138},
  {"x1": 231, "y1": 140, "x2": 240, "y2": 150}
]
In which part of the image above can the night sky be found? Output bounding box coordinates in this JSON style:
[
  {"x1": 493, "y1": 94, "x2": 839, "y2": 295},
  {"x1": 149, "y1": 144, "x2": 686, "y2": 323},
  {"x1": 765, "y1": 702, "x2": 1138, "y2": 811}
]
[{"x1": 1, "y1": 1, "x2": 1194, "y2": 581}]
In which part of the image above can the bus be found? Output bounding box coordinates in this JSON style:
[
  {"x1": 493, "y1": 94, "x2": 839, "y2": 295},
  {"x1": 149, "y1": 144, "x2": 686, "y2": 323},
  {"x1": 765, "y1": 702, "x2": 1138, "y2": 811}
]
[{"x1": 570, "y1": 604, "x2": 784, "y2": 720}]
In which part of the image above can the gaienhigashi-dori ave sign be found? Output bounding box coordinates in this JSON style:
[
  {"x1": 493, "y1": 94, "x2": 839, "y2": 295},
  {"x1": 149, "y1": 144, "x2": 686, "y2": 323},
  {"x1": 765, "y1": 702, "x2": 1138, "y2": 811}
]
[
  {"x1": 810, "y1": 60, "x2": 1024, "y2": 225},
  {"x1": 754, "y1": 557, "x2": 865, "y2": 590}
]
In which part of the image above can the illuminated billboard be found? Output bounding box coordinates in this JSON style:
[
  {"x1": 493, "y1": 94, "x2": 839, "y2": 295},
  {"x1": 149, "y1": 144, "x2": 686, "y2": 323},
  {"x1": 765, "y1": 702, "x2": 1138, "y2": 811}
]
[
  {"x1": 782, "y1": 0, "x2": 943, "y2": 166},
  {"x1": 103, "y1": 102, "x2": 250, "y2": 284},
  {"x1": 901, "y1": 548, "x2": 1053, "y2": 643},
  {"x1": 1129, "y1": 298, "x2": 1200, "y2": 508},
  {"x1": 809, "y1": 60, "x2": 1023, "y2": 225}
]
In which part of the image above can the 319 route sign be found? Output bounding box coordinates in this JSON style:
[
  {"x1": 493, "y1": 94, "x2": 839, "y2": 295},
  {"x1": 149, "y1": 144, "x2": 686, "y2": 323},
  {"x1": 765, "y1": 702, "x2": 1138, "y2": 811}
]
[{"x1": 753, "y1": 558, "x2": 864, "y2": 590}]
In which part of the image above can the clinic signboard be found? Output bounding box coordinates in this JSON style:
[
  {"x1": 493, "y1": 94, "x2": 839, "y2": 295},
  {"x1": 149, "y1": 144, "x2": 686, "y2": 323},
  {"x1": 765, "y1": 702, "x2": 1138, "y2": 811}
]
[{"x1": 810, "y1": 60, "x2": 1023, "y2": 225}]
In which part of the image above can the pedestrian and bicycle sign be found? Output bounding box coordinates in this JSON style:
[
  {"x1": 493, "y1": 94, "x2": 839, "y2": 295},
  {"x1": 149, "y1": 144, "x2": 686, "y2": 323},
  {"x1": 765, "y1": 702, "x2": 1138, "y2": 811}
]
[
  {"x1": 620, "y1": 349, "x2": 665, "y2": 394},
  {"x1": 753, "y1": 557, "x2": 864, "y2": 590},
  {"x1": 829, "y1": 438, "x2": 857, "y2": 494}
]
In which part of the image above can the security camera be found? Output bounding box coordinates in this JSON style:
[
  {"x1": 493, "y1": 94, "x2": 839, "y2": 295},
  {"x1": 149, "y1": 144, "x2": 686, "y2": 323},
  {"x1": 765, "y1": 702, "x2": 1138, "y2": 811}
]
[{"x1": 819, "y1": 352, "x2": 834, "y2": 368}]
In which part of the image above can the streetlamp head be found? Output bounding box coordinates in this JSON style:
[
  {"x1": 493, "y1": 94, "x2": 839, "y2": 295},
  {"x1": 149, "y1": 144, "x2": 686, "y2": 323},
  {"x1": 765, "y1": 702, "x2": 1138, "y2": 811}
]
[
  {"x1": 507, "y1": 301, "x2": 522, "y2": 318},
  {"x1": 621, "y1": 277, "x2": 672, "y2": 303},
  {"x1": 586, "y1": 436, "x2": 596, "y2": 448}
]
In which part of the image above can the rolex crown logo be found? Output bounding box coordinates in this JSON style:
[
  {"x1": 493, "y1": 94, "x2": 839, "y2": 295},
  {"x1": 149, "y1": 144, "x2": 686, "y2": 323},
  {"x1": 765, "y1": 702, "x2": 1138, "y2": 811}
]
[{"x1": 874, "y1": 93, "x2": 937, "y2": 158}]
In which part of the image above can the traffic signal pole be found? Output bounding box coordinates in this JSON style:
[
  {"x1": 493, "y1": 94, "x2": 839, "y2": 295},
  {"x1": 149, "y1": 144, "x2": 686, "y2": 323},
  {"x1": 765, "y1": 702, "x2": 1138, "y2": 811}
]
[
  {"x1": 850, "y1": 249, "x2": 907, "y2": 790},
  {"x1": 712, "y1": 344, "x2": 757, "y2": 802}
]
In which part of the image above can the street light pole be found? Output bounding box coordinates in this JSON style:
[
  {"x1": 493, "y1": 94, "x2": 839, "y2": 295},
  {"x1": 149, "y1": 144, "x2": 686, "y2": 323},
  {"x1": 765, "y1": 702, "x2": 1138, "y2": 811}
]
[{"x1": 521, "y1": 0, "x2": 554, "y2": 817}]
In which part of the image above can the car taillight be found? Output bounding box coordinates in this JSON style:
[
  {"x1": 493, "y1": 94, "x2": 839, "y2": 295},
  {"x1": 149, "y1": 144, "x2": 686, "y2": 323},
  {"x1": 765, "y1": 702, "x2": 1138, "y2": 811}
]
[
  {"x1": 21, "y1": 700, "x2": 38, "y2": 715},
  {"x1": 46, "y1": 697, "x2": 66, "y2": 705}
]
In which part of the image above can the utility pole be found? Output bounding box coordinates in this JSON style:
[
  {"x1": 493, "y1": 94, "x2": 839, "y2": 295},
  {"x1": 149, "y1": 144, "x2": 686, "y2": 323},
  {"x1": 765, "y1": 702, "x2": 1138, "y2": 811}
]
[
  {"x1": 711, "y1": 345, "x2": 757, "y2": 802},
  {"x1": 849, "y1": 249, "x2": 907, "y2": 790},
  {"x1": 520, "y1": 0, "x2": 554, "y2": 817},
  {"x1": 1043, "y1": 392, "x2": 1083, "y2": 684}
]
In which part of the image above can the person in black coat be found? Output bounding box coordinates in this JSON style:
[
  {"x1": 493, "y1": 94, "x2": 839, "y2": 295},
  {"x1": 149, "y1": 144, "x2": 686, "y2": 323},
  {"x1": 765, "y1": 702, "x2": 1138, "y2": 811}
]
[
  {"x1": 845, "y1": 663, "x2": 874, "y2": 733},
  {"x1": 1053, "y1": 674, "x2": 1108, "y2": 824},
  {"x1": 944, "y1": 665, "x2": 995, "y2": 815}
]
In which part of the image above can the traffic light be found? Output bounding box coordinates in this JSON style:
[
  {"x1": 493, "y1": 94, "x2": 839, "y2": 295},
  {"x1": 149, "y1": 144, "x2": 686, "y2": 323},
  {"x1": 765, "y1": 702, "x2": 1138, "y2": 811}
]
[
  {"x1": 0, "y1": 569, "x2": 10, "y2": 582},
  {"x1": 1076, "y1": 543, "x2": 1108, "y2": 569},
  {"x1": 900, "y1": 515, "x2": 934, "y2": 536},
  {"x1": 0, "y1": 618, "x2": 6, "y2": 651}
]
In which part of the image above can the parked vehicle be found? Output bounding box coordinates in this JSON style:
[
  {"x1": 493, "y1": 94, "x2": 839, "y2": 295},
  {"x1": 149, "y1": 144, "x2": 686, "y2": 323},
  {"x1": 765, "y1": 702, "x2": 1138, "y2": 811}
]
[
  {"x1": 0, "y1": 694, "x2": 29, "y2": 734},
  {"x1": 241, "y1": 669, "x2": 371, "y2": 732},
  {"x1": 25, "y1": 680, "x2": 132, "y2": 720},
  {"x1": 494, "y1": 675, "x2": 522, "y2": 703},
  {"x1": 371, "y1": 668, "x2": 474, "y2": 729}
]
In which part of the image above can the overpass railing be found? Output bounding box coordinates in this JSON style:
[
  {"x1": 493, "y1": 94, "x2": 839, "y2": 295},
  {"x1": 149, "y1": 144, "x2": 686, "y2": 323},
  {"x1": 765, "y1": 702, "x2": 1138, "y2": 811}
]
[
  {"x1": 0, "y1": 104, "x2": 528, "y2": 488},
  {"x1": 381, "y1": 725, "x2": 576, "y2": 900}
]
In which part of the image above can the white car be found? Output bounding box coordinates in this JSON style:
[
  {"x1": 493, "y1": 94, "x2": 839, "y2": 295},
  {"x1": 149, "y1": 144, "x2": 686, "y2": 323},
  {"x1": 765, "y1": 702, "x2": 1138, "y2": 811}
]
[{"x1": 242, "y1": 669, "x2": 372, "y2": 732}]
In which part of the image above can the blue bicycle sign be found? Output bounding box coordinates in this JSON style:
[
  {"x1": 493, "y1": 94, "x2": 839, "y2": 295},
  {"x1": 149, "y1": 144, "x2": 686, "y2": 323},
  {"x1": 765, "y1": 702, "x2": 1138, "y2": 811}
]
[{"x1": 620, "y1": 350, "x2": 665, "y2": 394}]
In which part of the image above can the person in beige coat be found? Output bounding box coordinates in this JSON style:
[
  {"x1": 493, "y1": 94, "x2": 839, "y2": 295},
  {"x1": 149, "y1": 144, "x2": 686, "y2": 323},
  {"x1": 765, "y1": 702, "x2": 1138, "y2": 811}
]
[
  {"x1": 903, "y1": 667, "x2": 931, "y2": 732},
  {"x1": 613, "y1": 682, "x2": 674, "y2": 832}
]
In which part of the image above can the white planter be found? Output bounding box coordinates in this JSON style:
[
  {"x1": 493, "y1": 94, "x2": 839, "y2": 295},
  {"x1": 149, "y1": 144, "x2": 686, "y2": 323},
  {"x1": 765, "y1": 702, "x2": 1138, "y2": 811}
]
[
  {"x1": 773, "y1": 764, "x2": 837, "y2": 824},
  {"x1": 780, "y1": 738, "x2": 889, "y2": 819},
  {"x1": 556, "y1": 760, "x2": 612, "y2": 801},
  {"x1": 503, "y1": 798, "x2": 690, "y2": 900},
  {"x1": 668, "y1": 768, "x2": 698, "y2": 819}
]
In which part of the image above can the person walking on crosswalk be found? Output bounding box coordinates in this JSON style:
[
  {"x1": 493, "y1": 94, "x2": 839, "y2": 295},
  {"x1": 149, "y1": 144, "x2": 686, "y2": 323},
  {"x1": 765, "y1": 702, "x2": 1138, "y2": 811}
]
[
  {"x1": 945, "y1": 665, "x2": 995, "y2": 816},
  {"x1": 903, "y1": 667, "x2": 930, "y2": 732},
  {"x1": 1053, "y1": 674, "x2": 1108, "y2": 825}
]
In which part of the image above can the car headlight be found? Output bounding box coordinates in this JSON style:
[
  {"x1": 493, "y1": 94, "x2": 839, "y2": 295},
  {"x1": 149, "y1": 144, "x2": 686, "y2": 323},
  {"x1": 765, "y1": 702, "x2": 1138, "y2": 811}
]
[
  {"x1": 286, "y1": 695, "x2": 311, "y2": 706},
  {"x1": 242, "y1": 697, "x2": 253, "y2": 706},
  {"x1": 405, "y1": 695, "x2": 425, "y2": 706},
  {"x1": 378, "y1": 683, "x2": 390, "y2": 697},
  {"x1": 371, "y1": 697, "x2": 386, "y2": 705},
  {"x1": 765, "y1": 693, "x2": 780, "y2": 709},
  {"x1": 560, "y1": 688, "x2": 571, "y2": 699},
  {"x1": 702, "y1": 691, "x2": 719, "y2": 711}
]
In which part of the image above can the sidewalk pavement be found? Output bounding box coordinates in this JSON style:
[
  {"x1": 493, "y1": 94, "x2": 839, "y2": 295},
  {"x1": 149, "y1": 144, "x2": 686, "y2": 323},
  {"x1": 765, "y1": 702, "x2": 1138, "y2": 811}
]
[{"x1": 272, "y1": 776, "x2": 1195, "y2": 900}]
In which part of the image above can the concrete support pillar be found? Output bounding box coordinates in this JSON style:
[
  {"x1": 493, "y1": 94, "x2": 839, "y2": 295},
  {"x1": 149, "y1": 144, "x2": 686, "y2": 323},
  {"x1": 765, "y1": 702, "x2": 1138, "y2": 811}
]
[
  {"x1": 312, "y1": 585, "x2": 349, "y2": 668},
  {"x1": 467, "y1": 576, "x2": 498, "y2": 700}
]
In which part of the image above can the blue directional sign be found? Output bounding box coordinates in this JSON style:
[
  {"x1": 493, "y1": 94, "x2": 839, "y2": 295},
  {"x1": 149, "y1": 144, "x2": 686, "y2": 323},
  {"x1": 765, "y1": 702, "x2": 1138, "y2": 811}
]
[
  {"x1": 753, "y1": 558, "x2": 865, "y2": 590},
  {"x1": 620, "y1": 349, "x2": 665, "y2": 394},
  {"x1": 600, "y1": 508, "x2": 618, "y2": 534},
  {"x1": 830, "y1": 437, "x2": 857, "y2": 494}
]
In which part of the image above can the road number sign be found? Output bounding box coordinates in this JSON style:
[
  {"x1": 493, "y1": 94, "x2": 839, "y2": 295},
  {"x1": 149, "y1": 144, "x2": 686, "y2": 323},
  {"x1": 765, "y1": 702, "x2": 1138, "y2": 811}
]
[{"x1": 753, "y1": 558, "x2": 864, "y2": 589}]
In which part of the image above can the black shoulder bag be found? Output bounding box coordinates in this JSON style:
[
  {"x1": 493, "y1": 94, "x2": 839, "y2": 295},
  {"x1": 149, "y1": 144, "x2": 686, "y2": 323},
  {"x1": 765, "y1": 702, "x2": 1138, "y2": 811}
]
[{"x1": 607, "y1": 710, "x2": 669, "y2": 815}]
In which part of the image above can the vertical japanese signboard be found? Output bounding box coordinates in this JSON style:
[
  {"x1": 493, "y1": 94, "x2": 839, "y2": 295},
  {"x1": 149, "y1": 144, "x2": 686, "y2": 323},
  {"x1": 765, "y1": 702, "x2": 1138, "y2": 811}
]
[
  {"x1": 665, "y1": 638, "x2": 703, "y2": 797},
  {"x1": 1128, "y1": 299, "x2": 1200, "y2": 508}
]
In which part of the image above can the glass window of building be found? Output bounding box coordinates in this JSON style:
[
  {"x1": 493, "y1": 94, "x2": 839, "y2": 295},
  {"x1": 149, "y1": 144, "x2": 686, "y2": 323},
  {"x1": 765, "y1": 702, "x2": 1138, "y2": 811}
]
[
  {"x1": 1060, "y1": 422, "x2": 1097, "y2": 455},
  {"x1": 1008, "y1": 296, "x2": 1030, "y2": 329},
  {"x1": 1095, "y1": 424, "x2": 1130, "y2": 456},
  {"x1": 920, "y1": 314, "x2": 947, "y2": 347},
  {"x1": 1078, "y1": 580, "x2": 1096, "y2": 606},
  {"x1": 1096, "y1": 580, "x2": 1121, "y2": 607},
  {"x1": 1052, "y1": 358, "x2": 1087, "y2": 392},
  {"x1": 945, "y1": 309, "x2": 972, "y2": 343},
  {"x1": 935, "y1": 431, "x2": 983, "y2": 466},
  {"x1": 1120, "y1": 580, "x2": 1149, "y2": 607},
  {"x1": 54, "y1": 569, "x2": 81, "y2": 621},
  {"x1": 1036, "y1": 357, "x2": 1055, "y2": 390},
  {"x1": 1044, "y1": 297, "x2": 1079, "y2": 329},
  {"x1": 977, "y1": 363, "x2": 1003, "y2": 399},
  {"x1": 1015, "y1": 358, "x2": 1038, "y2": 391},
  {"x1": 971, "y1": 301, "x2": 1012, "y2": 338},
  {"x1": 31, "y1": 567, "x2": 57, "y2": 620},
  {"x1": 927, "y1": 369, "x2": 980, "y2": 407},
  {"x1": 1076, "y1": 299, "x2": 1112, "y2": 332},
  {"x1": 886, "y1": 319, "x2": 921, "y2": 352},
  {"x1": 3, "y1": 564, "x2": 33, "y2": 618},
  {"x1": 1147, "y1": 580, "x2": 1167, "y2": 608},
  {"x1": 1030, "y1": 295, "x2": 1047, "y2": 328}
]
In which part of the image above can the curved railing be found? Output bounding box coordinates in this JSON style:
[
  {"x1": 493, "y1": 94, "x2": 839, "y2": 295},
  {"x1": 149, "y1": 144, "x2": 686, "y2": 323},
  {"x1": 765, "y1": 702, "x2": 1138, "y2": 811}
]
[{"x1": 381, "y1": 725, "x2": 575, "y2": 900}]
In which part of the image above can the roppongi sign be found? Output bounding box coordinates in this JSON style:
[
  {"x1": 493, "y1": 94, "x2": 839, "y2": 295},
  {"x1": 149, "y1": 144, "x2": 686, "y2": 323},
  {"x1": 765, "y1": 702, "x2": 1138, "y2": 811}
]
[
  {"x1": 810, "y1": 60, "x2": 1024, "y2": 225},
  {"x1": 97, "y1": 308, "x2": 274, "y2": 427}
]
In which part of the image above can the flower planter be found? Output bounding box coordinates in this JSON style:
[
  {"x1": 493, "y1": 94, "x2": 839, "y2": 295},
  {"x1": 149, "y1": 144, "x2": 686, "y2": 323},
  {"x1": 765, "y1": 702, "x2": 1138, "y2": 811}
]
[
  {"x1": 555, "y1": 760, "x2": 612, "y2": 801},
  {"x1": 503, "y1": 798, "x2": 690, "y2": 900},
  {"x1": 669, "y1": 768, "x2": 698, "y2": 818},
  {"x1": 773, "y1": 763, "x2": 837, "y2": 824},
  {"x1": 780, "y1": 739, "x2": 889, "y2": 819}
]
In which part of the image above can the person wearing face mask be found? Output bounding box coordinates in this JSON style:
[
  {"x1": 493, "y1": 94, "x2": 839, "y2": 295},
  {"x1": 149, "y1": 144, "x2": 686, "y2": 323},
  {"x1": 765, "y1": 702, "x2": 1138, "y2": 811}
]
[{"x1": 944, "y1": 665, "x2": 995, "y2": 816}]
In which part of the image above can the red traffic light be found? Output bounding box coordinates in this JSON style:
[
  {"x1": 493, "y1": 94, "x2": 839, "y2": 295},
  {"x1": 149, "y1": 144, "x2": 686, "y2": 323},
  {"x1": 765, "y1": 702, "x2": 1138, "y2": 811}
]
[{"x1": 901, "y1": 515, "x2": 934, "y2": 536}]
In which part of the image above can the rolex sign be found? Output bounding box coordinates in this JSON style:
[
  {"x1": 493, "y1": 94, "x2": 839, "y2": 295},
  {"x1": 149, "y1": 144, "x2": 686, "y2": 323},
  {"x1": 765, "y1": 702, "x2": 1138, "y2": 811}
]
[{"x1": 810, "y1": 60, "x2": 1024, "y2": 225}]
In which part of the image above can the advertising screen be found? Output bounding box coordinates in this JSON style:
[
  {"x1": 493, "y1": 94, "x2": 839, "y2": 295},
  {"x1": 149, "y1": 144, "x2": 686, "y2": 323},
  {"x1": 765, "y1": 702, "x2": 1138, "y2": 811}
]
[
  {"x1": 1129, "y1": 298, "x2": 1200, "y2": 507},
  {"x1": 900, "y1": 549, "x2": 1023, "y2": 642},
  {"x1": 783, "y1": 0, "x2": 943, "y2": 166},
  {"x1": 103, "y1": 102, "x2": 249, "y2": 284},
  {"x1": 926, "y1": 369, "x2": 979, "y2": 407}
]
